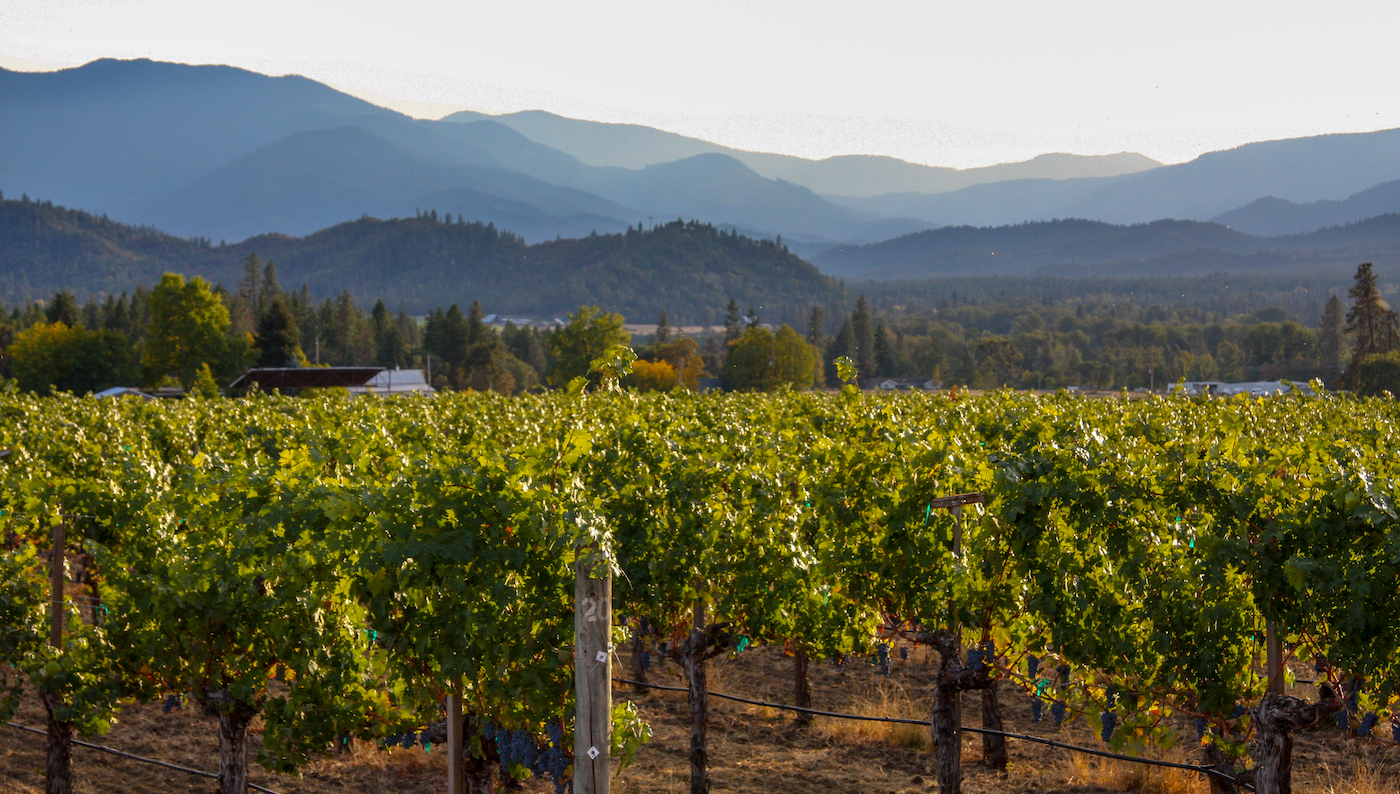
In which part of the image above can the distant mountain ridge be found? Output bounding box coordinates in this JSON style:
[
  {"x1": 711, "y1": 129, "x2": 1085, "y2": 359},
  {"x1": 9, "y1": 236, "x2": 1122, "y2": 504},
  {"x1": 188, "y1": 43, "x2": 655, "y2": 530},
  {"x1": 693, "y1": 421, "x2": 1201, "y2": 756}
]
[
  {"x1": 7, "y1": 57, "x2": 1400, "y2": 265},
  {"x1": 0, "y1": 195, "x2": 840, "y2": 322},
  {"x1": 443, "y1": 109, "x2": 1161, "y2": 197},
  {"x1": 0, "y1": 59, "x2": 923, "y2": 248},
  {"x1": 1213, "y1": 179, "x2": 1400, "y2": 236},
  {"x1": 813, "y1": 215, "x2": 1400, "y2": 280}
]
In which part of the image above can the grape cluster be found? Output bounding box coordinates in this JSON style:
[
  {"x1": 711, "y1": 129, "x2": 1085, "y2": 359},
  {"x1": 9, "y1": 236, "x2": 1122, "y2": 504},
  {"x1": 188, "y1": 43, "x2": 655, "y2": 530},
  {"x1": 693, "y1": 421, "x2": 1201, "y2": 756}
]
[
  {"x1": 639, "y1": 650, "x2": 651, "y2": 671},
  {"x1": 1194, "y1": 717, "x2": 1207, "y2": 741},
  {"x1": 899, "y1": 646, "x2": 909, "y2": 661},
  {"x1": 1228, "y1": 704, "x2": 1246, "y2": 720},
  {"x1": 1027, "y1": 654, "x2": 1040, "y2": 679},
  {"x1": 495, "y1": 726, "x2": 539, "y2": 777},
  {"x1": 876, "y1": 643, "x2": 891, "y2": 677},
  {"x1": 1051, "y1": 701, "x2": 1067, "y2": 727},
  {"x1": 1392, "y1": 717, "x2": 1400, "y2": 743},
  {"x1": 966, "y1": 648, "x2": 984, "y2": 672},
  {"x1": 1336, "y1": 710, "x2": 1351, "y2": 731},
  {"x1": 1030, "y1": 698, "x2": 1043, "y2": 723},
  {"x1": 1357, "y1": 713, "x2": 1379, "y2": 737},
  {"x1": 382, "y1": 731, "x2": 421, "y2": 749},
  {"x1": 161, "y1": 694, "x2": 182, "y2": 714},
  {"x1": 1099, "y1": 712, "x2": 1117, "y2": 744},
  {"x1": 492, "y1": 721, "x2": 570, "y2": 794}
]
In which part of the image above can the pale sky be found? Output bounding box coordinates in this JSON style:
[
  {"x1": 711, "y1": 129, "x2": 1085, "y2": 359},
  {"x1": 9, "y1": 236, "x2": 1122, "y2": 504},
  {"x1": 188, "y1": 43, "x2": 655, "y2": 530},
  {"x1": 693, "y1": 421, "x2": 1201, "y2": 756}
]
[{"x1": 4, "y1": 0, "x2": 1399, "y2": 168}]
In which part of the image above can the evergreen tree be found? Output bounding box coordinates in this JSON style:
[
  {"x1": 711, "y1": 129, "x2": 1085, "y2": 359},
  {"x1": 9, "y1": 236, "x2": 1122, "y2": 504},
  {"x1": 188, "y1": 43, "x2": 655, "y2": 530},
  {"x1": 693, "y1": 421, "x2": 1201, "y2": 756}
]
[
  {"x1": 1318, "y1": 294, "x2": 1346, "y2": 379},
  {"x1": 851, "y1": 296, "x2": 875, "y2": 377},
  {"x1": 258, "y1": 261, "x2": 283, "y2": 316},
  {"x1": 723, "y1": 299, "x2": 742, "y2": 343},
  {"x1": 655, "y1": 310, "x2": 673, "y2": 344},
  {"x1": 253, "y1": 298, "x2": 303, "y2": 368},
  {"x1": 825, "y1": 319, "x2": 857, "y2": 385},
  {"x1": 745, "y1": 306, "x2": 760, "y2": 329},
  {"x1": 807, "y1": 305, "x2": 827, "y2": 387},
  {"x1": 1345, "y1": 262, "x2": 1400, "y2": 385},
  {"x1": 874, "y1": 319, "x2": 896, "y2": 376},
  {"x1": 45, "y1": 290, "x2": 81, "y2": 327}
]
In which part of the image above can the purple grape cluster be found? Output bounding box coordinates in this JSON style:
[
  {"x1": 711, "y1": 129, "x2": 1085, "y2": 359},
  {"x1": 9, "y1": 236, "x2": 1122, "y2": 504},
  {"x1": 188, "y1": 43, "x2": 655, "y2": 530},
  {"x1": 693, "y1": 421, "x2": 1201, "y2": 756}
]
[
  {"x1": 161, "y1": 694, "x2": 182, "y2": 713},
  {"x1": 966, "y1": 648, "x2": 984, "y2": 671},
  {"x1": 1357, "y1": 713, "x2": 1379, "y2": 737},
  {"x1": 1195, "y1": 717, "x2": 1207, "y2": 740},
  {"x1": 1030, "y1": 698, "x2": 1043, "y2": 723},
  {"x1": 639, "y1": 650, "x2": 651, "y2": 670},
  {"x1": 899, "y1": 646, "x2": 909, "y2": 661},
  {"x1": 876, "y1": 643, "x2": 891, "y2": 676},
  {"x1": 1051, "y1": 701, "x2": 1067, "y2": 726},
  {"x1": 1027, "y1": 654, "x2": 1040, "y2": 679},
  {"x1": 1100, "y1": 712, "x2": 1117, "y2": 743}
]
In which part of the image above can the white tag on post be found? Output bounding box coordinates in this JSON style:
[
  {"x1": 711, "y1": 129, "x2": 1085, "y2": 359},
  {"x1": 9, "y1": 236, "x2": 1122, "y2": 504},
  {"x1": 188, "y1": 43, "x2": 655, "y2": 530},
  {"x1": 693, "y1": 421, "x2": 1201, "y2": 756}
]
[
  {"x1": 587, "y1": 746, "x2": 600, "y2": 759},
  {"x1": 595, "y1": 650, "x2": 608, "y2": 663}
]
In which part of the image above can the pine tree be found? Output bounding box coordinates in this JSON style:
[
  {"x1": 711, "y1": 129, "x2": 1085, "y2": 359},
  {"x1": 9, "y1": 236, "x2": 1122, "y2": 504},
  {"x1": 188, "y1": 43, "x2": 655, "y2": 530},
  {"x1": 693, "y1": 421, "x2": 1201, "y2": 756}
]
[
  {"x1": 1344, "y1": 262, "x2": 1400, "y2": 385},
  {"x1": 253, "y1": 298, "x2": 303, "y2": 368},
  {"x1": 1318, "y1": 294, "x2": 1346, "y2": 379},
  {"x1": 851, "y1": 296, "x2": 875, "y2": 377},
  {"x1": 723, "y1": 299, "x2": 742, "y2": 343},
  {"x1": 874, "y1": 319, "x2": 896, "y2": 376},
  {"x1": 45, "y1": 290, "x2": 81, "y2": 327},
  {"x1": 655, "y1": 311, "x2": 673, "y2": 344}
]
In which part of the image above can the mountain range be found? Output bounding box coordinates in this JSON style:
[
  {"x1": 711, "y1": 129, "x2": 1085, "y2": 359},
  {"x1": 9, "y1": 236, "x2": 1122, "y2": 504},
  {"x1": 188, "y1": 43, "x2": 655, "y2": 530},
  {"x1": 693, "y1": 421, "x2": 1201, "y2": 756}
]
[
  {"x1": 5, "y1": 57, "x2": 1400, "y2": 278},
  {"x1": 0, "y1": 195, "x2": 839, "y2": 322},
  {"x1": 814, "y1": 215, "x2": 1400, "y2": 280}
]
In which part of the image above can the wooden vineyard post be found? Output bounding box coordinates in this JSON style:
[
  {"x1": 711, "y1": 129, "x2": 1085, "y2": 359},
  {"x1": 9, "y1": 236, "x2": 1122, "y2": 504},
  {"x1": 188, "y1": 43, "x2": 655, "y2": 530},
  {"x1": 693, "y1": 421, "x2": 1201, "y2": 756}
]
[
  {"x1": 44, "y1": 521, "x2": 73, "y2": 794},
  {"x1": 446, "y1": 681, "x2": 463, "y2": 794},
  {"x1": 50, "y1": 521, "x2": 65, "y2": 648},
  {"x1": 574, "y1": 555, "x2": 612, "y2": 794},
  {"x1": 926, "y1": 493, "x2": 1001, "y2": 792},
  {"x1": 1265, "y1": 621, "x2": 1284, "y2": 695}
]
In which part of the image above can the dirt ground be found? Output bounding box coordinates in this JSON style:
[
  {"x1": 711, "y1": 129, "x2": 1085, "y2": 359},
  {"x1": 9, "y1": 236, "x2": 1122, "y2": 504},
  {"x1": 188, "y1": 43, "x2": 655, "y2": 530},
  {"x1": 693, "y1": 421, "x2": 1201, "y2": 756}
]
[{"x1": 1, "y1": 643, "x2": 1395, "y2": 794}]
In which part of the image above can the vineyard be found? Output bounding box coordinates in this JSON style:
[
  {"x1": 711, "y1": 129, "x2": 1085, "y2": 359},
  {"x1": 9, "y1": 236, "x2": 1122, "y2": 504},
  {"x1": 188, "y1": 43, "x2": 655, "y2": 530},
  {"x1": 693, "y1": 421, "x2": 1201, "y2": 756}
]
[{"x1": 1, "y1": 381, "x2": 1398, "y2": 794}]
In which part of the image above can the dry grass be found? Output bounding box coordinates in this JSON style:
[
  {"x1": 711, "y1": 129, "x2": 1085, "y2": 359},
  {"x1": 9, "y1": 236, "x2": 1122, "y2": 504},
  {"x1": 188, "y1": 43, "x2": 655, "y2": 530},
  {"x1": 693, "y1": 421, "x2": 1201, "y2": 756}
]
[
  {"x1": 3, "y1": 642, "x2": 1398, "y2": 794},
  {"x1": 1058, "y1": 748, "x2": 1207, "y2": 794},
  {"x1": 815, "y1": 680, "x2": 931, "y2": 750}
]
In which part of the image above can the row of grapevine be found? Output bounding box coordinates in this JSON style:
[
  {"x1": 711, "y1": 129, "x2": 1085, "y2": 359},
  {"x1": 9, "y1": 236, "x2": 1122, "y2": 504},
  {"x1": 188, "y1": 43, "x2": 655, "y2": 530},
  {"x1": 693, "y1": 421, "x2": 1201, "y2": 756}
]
[{"x1": 1, "y1": 384, "x2": 1397, "y2": 794}]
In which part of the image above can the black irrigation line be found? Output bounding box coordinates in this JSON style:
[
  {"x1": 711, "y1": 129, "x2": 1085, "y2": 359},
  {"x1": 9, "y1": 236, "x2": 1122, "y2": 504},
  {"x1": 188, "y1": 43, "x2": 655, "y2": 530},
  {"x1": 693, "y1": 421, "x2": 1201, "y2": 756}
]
[
  {"x1": 4, "y1": 721, "x2": 282, "y2": 794},
  {"x1": 614, "y1": 677, "x2": 1255, "y2": 791}
]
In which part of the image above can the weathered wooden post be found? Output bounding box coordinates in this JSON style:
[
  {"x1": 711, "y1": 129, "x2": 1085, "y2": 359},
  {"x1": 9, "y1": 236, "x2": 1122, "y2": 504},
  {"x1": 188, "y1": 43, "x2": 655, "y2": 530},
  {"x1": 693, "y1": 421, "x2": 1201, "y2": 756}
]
[
  {"x1": 50, "y1": 521, "x2": 65, "y2": 647},
  {"x1": 446, "y1": 682, "x2": 463, "y2": 794},
  {"x1": 574, "y1": 555, "x2": 612, "y2": 794},
  {"x1": 45, "y1": 520, "x2": 73, "y2": 794},
  {"x1": 924, "y1": 492, "x2": 1002, "y2": 792},
  {"x1": 1265, "y1": 621, "x2": 1284, "y2": 695}
]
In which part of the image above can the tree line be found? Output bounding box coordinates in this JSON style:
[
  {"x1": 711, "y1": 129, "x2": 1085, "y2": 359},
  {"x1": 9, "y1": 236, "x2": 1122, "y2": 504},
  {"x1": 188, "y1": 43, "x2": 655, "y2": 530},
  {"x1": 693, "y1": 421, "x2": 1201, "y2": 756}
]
[{"x1": 1, "y1": 257, "x2": 1397, "y2": 397}]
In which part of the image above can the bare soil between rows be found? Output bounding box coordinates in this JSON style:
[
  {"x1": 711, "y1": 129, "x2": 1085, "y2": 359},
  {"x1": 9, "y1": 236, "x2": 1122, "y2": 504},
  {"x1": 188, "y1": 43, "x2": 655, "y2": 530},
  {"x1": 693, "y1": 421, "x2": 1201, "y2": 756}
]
[{"x1": 2, "y1": 643, "x2": 1394, "y2": 793}]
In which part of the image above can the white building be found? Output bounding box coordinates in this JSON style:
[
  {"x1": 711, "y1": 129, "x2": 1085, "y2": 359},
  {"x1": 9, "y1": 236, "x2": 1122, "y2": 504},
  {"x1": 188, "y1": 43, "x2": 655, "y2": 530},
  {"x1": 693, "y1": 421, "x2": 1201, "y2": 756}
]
[{"x1": 348, "y1": 369, "x2": 436, "y2": 396}]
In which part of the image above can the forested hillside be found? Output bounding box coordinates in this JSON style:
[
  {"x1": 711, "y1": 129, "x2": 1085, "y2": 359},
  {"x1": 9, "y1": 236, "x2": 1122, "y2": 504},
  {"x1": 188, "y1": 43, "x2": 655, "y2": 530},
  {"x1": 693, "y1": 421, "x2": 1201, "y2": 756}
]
[{"x1": 0, "y1": 195, "x2": 838, "y2": 322}]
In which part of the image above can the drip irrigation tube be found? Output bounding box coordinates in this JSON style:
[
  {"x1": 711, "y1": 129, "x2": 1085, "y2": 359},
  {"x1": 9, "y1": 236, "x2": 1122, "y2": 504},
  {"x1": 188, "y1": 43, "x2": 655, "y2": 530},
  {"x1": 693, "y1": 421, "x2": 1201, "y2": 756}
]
[
  {"x1": 5, "y1": 722, "x2": 282, "y2": 794},
  {"x1": 613, "y1": 677, "x2": 1254, "y2": 791}
]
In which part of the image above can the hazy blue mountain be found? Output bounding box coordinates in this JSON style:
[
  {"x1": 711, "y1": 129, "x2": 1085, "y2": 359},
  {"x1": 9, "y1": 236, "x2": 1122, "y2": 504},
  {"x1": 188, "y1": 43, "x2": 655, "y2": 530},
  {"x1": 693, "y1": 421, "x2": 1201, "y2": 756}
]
[
  {"x1": 0, "y1": 196, "x2": 838, "y2": 321},
  {"x1": 1213, "y1": 179, "x2": 1400, "y2": 236},
  {"x1": 121, "y1": 126, "x2": 638, "y2": 242},
  {"x1": 581, "y1": 153, "x2": 927, "y2": 243},
  {"x1": 814, "y1": 215, "x2": 1400, "y2": 280},
  {"x1": 3, "y1": 59, "x2": 915, "y2": 249},
  {"x1": 444, "y1": 109, "x2": 1161, "y2": 196},
  {"x1": 0, "y1": 58, "x2": 402, "y2": 210}
]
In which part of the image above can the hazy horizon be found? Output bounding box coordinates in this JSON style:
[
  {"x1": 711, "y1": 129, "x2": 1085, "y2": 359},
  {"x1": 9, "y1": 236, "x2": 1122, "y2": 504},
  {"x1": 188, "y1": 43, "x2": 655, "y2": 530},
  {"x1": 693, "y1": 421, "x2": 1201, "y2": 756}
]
[{"x1": 5, "y1": 0, "x2": 1399, "y2": 169}]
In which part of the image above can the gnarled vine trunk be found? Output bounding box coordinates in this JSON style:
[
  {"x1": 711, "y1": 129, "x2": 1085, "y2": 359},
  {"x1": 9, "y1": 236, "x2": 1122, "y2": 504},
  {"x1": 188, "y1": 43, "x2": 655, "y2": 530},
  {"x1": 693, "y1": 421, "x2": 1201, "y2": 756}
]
[
  {"x1": 1202, "y1": 738, "x2": 1239, "y2": 794},
  {"x1": 793, "y1": 648, "x2": 811, "y2": 727},
  {"x1": 204, "y1": 693, "x2": 258, "y2": 794},
  {"x1": 980, "y1": 684, "x2": 1007, "y2": 770},
  {"x1": 1253, "y1": 692, "x2": 1341, "y2": 794},
  {"x1": 41, "y1": 692, "x2": 73, "y2": 794},
  {"x1": 672, "y1": 603, "x2": 729, "y2": 794},
  {"x1": 920, "y1": 629, "x2": 992, "y2": 794},
  {"x1": 631, "y1": 616, "x2": 650, "y2": 695}
]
